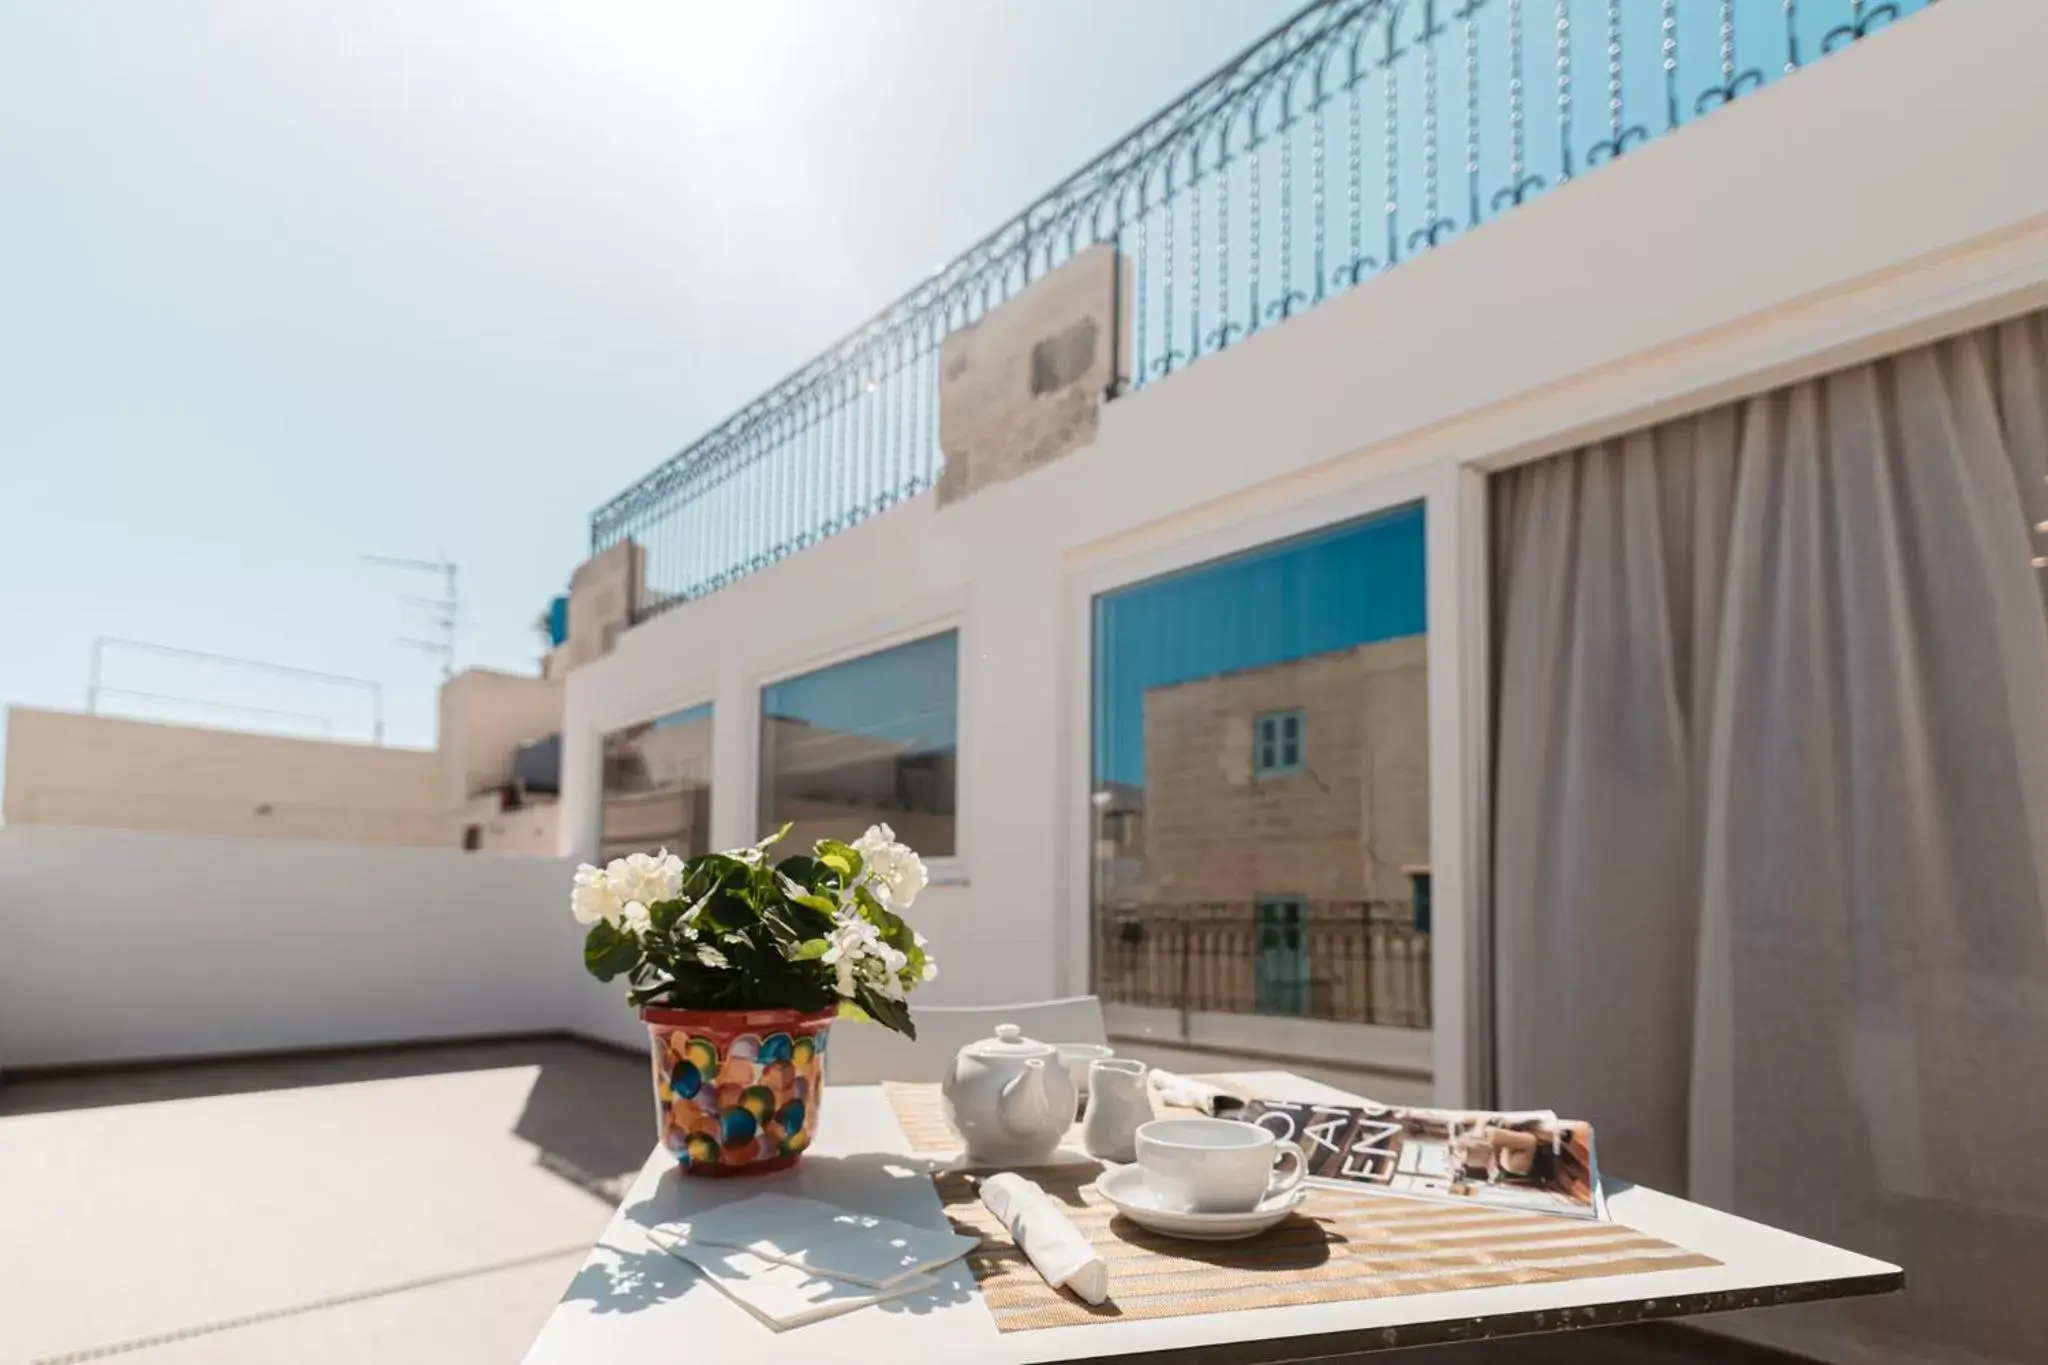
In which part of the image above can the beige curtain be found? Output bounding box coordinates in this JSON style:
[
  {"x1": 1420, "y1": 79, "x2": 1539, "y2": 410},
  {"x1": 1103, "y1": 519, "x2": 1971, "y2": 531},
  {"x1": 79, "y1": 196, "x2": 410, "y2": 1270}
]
[{"x1": 1491, "y1": 310, "x2": 2048, "y2": 1364}]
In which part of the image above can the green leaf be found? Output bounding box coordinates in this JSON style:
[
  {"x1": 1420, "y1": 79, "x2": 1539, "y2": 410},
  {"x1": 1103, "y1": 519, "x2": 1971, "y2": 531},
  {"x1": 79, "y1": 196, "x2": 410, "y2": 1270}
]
[
  {"x1": 775, "y1": 872, "x2": 837, "y2": 916},
  {"x1": 815, "y1": 839, "x2": 863, "y2": 881},
  {"x1": 856, "y1": 987, "x2": 916, "y2": 1040},
  {"x1": 774, "y1": 853, "x2": 826, "y2": 886},
  {"x1": 757, "y1": 822, "x2": 793, "y2": 852},
  {"x1": 646, "y1": 897, "x2": 691, "y2": 934},
  {"x1": 583, "y1": 921, "x2": 641, "y2": 981},
  {"x1": 793, "y1": 937, "x2": 832, "y2": 960},
  {"x1": 694, "y1": 873, "x2": 760, "y2": 934}
]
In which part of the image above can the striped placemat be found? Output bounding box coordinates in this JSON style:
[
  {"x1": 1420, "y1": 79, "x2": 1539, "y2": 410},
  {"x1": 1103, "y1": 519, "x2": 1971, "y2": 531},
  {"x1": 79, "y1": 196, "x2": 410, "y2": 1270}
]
[{"x1": 932, "y1": 1165, "x2": 1718, "y2": 1332}]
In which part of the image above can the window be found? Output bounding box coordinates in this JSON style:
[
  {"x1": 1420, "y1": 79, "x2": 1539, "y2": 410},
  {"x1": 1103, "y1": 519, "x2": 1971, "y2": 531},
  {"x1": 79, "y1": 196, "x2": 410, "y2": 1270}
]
[
  {"x1": 1254, "y1": 708, "x2": 1305, "y2": 777},
  {"x1": 759, "y1": 630, "x2": 957, "y2": 855},
  {"x1": 601, "y1": 703, "x2": 713, "y2": 859},
  {"x1": 1088, "y1": 503, "x2": 1432, "y2": 1030}
]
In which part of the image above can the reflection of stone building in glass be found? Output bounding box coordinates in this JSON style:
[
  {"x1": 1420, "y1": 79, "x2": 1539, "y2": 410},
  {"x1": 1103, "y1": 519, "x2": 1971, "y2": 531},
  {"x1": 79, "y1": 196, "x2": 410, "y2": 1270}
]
[
  {"x1": 1093, "y1": 635, "x2": 1431, "y2": 1025},
  {"x1": 758, "y1": 716, "x2": 957, "y2": 856},
  {"x1": 1133, "y1": 634, "x2": 1428, "y2": 905},
  {"x1": 1090, "y1": 781, "x2": 1148, "y2": 897},
  {"x1": 600, "y1": 712, "x2": 713, "y2": 859}
]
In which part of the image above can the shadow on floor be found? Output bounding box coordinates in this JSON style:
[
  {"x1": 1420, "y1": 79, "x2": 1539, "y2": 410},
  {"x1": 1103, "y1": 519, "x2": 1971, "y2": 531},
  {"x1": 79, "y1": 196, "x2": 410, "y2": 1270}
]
[{"x1": 513, "y1": 1037, "x2": 657, "y2": 1198}]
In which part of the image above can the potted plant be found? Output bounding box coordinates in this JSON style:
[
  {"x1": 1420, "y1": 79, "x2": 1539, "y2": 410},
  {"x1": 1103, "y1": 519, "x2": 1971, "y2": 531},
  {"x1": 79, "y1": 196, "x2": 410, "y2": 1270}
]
[{"x1": 573, "y1": 823, "x2": 935, "y2": 1175}]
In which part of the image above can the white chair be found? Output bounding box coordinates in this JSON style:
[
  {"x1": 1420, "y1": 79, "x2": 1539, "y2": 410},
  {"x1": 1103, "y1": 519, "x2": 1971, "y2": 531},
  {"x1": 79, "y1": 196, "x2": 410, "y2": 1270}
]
[{"x1": 824, "y1": 995, "x2": 1106, "y2": 1084}]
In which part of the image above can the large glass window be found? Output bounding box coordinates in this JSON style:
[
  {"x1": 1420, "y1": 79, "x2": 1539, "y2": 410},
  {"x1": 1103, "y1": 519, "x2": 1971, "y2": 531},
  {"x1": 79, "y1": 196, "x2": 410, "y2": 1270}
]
[
  {"x1": 1090, "y1": 505, "x2": 1431, "y2": 1028},
  {"x1": 759, "y1": 630, "x2": 957, "y2": 855},
  {"x1": 600, "y1": 703, "x2": 713, "y2": 860}
]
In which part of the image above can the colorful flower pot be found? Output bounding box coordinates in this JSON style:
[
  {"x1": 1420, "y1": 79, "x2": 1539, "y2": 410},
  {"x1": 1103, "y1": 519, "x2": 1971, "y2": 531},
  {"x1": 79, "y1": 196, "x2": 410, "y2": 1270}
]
[{"x1": 642, "y1": 1004, "x2": 833, "y2": 1177}]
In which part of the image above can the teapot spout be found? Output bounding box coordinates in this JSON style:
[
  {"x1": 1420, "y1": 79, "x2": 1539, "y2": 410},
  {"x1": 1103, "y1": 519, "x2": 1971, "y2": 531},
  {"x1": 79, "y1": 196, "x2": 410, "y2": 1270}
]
[{"x1": 997, "y1": 1057, "x2": 1052, "y2": 1138}]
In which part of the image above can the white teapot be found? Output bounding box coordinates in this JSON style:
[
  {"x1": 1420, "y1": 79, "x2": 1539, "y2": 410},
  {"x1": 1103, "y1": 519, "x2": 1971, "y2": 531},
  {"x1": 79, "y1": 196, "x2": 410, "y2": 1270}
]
[{"x1": 940, "y1": 1023, "x2": 1078, "y2": 1165}]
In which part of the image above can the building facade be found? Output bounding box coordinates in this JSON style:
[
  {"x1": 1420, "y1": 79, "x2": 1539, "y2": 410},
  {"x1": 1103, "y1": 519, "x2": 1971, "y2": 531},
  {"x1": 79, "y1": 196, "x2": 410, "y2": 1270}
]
[
  {"x1": 1133, "y1": 636, "x2": 1428, "y2": 907},
  {"x1": 3, "y1": 667, "x2": 564, "y2": 854}
]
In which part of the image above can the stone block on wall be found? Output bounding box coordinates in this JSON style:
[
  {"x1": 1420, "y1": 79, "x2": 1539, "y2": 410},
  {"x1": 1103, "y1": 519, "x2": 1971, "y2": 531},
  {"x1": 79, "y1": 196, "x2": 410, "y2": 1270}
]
[
  {"x1": 563, "y1": 540, "x2": 644, "y2": 672},
  {"x1": 936, "y1": 244, "x2": 1130, "y2": 506}
]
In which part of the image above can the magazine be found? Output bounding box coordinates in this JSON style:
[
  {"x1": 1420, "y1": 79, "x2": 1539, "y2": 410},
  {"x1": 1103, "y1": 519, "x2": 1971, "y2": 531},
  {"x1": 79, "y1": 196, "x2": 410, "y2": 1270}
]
[{"x1": 1238, "y1": 1098, "x2": 1607, "y2": 1222}]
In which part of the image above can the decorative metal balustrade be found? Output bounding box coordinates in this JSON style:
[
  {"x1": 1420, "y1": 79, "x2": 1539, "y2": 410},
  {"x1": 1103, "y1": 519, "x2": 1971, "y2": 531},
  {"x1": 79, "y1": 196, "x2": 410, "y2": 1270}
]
[
  {"x1": 593, "y1": 0, "x2": 1934, "y2": 617},
  {"x1": 1094, "y1": 901, "x2": 1433, "y2": 1029}
]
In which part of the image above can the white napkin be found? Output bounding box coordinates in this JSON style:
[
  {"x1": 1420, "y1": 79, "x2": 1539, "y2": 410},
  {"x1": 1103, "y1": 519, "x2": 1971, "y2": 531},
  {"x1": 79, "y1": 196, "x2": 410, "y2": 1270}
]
[
  {"x1": 678, "y1": 1193, "x2": 979, "y2": 1288},
  {"x1": 648, "y1": 1225, "x2": 937, "y2": 1330},
  {"x1": 979, "y1": 1173, "x2": 1109, "y2": 1306},
  {"x1": 1147, "y1": 1068, "x2": 1244, "y2": 1116}
]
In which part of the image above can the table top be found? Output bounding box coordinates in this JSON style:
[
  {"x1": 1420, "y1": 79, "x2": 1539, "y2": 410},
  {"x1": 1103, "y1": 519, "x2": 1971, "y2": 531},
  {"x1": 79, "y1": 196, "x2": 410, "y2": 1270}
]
[{"x1": 521, "y1": 1071, "x2": 1899, "y2": 1364}]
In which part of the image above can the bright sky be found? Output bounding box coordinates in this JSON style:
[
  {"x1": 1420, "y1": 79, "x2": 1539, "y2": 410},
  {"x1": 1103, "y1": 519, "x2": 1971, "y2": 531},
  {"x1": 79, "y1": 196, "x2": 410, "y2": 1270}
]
[{"x1": 0, "y1": 0, "x2": 1300, "y2": 776}]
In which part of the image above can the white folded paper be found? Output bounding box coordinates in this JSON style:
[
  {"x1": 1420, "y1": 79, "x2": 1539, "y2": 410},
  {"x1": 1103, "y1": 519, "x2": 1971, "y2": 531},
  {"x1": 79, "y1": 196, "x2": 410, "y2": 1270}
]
[
  {"x1": 1147, "y1": 1068, "x2": 1244, "y2": 1116},
  {"x1": 979, "y1": 1173, "x2": 1109, "y2": 1306},
  {"x1": 678, "y1": 1192, "x2": 979, "y2": 1288},
  {"x1": 648, "y1": 1225, "x2": 936, "y2": 1331}
]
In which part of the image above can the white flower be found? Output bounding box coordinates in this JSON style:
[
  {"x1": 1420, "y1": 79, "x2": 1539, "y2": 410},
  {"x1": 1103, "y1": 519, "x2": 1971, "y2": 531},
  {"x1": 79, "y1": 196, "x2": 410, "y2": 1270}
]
[
  {"x1": 853, "y1": 823, "x2": 929, "y2": 911},
  {"x1": 571, "y1": 863, "x2": 622, "y2": 925},
  {"x1": 913, "y1": 932, "x2": 938, "y2": 982},
  {"x1": 818, "y1": 913, "x2": 908, "y2": 1000},
  {"x1": 620, "y1": 901, "x2": 652, "y2": 935},
  {"x1": 819, "y1": 917, "x2": 879, "y2": 998},
  {"x1": 608, "y1": 849, "x2": 684, "y2": 907}
]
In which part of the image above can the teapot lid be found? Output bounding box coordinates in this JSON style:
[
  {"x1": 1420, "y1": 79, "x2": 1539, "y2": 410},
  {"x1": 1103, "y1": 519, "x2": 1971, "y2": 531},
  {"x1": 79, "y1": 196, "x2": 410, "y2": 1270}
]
[{"x1": 962, "y1": 1023, "x2": 1057, "y2": 1061}]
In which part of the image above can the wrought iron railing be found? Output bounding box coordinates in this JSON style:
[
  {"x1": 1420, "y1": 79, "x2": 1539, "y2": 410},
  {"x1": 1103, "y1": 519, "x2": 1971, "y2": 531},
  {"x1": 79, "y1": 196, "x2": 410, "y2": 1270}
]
[
  {"x1": 1093, "y1": 901, "x2": 1433, "y2": 1029},
  {"x1": 593, "y1": 0, "x2": 1933, "y2": 616}
]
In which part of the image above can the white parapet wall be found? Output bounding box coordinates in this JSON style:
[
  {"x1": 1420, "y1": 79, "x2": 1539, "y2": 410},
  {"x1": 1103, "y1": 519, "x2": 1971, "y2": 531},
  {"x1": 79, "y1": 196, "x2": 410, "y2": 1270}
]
[
  {"x1": 561, "y1": 0, "x2": 2048, "y2": 1097},
  {"x1": 0, "y1": 825, "x2": 602, "y2": 1071},
  {"x1": 1103, "y1": 1003, "x2": 1433, "y2": 1079}
]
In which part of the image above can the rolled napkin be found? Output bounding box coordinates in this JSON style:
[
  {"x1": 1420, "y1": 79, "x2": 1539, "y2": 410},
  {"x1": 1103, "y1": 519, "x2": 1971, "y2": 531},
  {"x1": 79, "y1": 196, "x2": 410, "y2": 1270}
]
[
  {"x1": 1147, "y1": 1068, "x2": 1245, "y2": 1117},
  {"x1": 978, "y1": 1173, "x2": 1109, "y2": 1306}
]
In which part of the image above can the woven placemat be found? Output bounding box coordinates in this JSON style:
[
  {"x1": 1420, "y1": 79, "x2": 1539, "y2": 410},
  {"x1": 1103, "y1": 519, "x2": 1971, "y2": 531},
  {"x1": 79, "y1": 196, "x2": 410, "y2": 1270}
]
[{"x1": 932, "y1": 1163, "x2": 1719, "y2": 1332}]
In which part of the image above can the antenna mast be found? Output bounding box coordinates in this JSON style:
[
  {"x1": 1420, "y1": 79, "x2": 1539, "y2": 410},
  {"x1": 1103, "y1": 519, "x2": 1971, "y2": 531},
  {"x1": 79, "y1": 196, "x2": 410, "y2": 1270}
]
[{"x1": 363, "y1": 553, "x2": 459, "y2": 678}]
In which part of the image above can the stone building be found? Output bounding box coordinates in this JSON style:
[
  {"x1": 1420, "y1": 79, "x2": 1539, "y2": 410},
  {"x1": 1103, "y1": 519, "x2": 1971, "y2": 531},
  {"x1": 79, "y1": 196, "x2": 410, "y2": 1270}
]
[
  {"x1": 1092, "y1": 634, "x2": 1432, "y2": 1024},
  {"x1": 1131, "y1": 634, "x2": 1428, "y2": 907}
]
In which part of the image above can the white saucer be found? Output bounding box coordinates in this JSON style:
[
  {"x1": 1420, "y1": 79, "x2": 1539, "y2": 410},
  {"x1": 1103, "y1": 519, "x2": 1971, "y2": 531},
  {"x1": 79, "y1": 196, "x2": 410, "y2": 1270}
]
[{"x1": 1092, "y1": 1165, "x2": 1309, "y2": 1241}]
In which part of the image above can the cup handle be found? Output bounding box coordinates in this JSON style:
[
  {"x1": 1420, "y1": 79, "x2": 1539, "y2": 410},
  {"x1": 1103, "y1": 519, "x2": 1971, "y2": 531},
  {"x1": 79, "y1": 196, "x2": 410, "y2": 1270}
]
[{"x1": 1268, "y1": 1139, "x2": 1308, "y2": 1198}]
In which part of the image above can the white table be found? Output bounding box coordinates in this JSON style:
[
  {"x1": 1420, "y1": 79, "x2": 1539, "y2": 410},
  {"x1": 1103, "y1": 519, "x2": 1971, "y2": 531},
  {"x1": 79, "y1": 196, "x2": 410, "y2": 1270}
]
[{"x1": 522, "y1": 1072, "x2": 1899, "y2": 1364}]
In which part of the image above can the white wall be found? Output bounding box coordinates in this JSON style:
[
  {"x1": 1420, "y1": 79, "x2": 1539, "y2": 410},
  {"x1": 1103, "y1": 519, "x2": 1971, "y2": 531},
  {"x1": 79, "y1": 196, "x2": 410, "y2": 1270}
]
[
  {"x1": 0, "y1": 825, "x2": 608, "y2": 1071},
  {"x1": 1104, "y1": 1004, "x2": 1433, "y2": 1078},
  {"x1": 563, "y1": 0, "x2": 2048, "y2": 1095}
]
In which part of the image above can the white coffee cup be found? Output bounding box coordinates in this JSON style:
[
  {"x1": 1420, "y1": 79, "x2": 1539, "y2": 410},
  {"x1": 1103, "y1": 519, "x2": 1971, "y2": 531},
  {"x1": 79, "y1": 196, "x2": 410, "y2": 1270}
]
[{"x1": 1134, "y1": 1117, "x2": 1307, "y2": 1213}]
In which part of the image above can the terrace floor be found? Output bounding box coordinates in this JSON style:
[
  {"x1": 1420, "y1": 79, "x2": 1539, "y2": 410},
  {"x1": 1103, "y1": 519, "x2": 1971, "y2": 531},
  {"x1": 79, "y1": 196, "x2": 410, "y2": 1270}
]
[{"x1": 0, "y1": 1038, "x2": 1815, "y2": 1364}]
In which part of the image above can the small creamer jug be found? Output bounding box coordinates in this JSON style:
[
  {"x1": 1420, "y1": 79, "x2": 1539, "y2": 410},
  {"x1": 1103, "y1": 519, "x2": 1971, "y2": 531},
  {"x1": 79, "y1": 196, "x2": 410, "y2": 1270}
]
[{"x1": 1081, "y1": 1058, "x2": 1152, "y2": 1163}]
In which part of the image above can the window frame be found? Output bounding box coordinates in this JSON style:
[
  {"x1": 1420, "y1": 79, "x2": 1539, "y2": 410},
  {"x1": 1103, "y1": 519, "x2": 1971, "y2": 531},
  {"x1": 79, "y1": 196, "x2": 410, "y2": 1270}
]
[
  {"x1": 1252, "y1": 707, "x2": 1307, "y2": 779},
  {"x1": 744, "y1": 596, "x2": 971, "y2": 883},
  {"x1": 1063, "y1": 459, "x2": 1482, "y2": 1106},
  {"x1": 596, "y1": 700, "x2": 718, "y2": 861}
]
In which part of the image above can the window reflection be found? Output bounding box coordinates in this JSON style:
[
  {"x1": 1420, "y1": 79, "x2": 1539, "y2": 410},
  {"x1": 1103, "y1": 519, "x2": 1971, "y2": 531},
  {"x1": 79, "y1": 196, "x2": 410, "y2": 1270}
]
[
  {"x1": 600, "y1": 703, "x2": 713, "y2": 859},
  {"x1": 759, "y1": 631, "x2": 957, "y2": 855},
  {"x1": 1090, "y1": 506, "x2": 1431, "y2": 1028}
]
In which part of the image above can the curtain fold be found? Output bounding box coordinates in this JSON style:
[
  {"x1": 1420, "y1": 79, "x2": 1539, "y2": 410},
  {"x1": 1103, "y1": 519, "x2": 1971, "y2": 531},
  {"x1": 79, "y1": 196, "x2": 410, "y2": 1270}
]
[{"x1": 1492, "y1": 310, "x2": 2048, "y2": 1364}]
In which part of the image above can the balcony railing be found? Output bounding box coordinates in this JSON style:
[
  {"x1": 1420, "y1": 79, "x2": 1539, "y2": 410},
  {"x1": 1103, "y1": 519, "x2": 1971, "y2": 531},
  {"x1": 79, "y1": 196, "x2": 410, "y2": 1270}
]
[
  {"x1": 592, "y1": 0, "x2": 1933, "y2": 618},
  {"x1": 1093, "y1": 900, "x2": 1433, "y2": 1029}
]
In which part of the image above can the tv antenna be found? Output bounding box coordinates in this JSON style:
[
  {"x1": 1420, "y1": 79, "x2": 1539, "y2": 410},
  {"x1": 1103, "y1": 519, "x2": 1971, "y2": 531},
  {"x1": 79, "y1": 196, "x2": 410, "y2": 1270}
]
[{"x1": 364, "y1": 553, "x2": 459, "y2": 678}]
